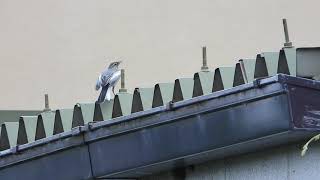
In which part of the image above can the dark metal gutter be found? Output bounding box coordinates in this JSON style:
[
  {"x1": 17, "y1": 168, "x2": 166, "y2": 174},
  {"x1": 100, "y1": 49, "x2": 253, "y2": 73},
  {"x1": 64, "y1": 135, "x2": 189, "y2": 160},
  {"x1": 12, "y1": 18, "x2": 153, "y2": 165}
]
[{"x1": 0, "y1": 74, "x2": 319, "y2": 180}]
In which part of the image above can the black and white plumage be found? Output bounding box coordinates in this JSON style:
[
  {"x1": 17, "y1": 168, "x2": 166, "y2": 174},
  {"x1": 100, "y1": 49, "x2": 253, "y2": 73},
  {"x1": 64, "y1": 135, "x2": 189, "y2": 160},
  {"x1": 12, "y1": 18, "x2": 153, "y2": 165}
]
[{"x1": 95, "y1": 61, "x2": 121, "y2": 103}]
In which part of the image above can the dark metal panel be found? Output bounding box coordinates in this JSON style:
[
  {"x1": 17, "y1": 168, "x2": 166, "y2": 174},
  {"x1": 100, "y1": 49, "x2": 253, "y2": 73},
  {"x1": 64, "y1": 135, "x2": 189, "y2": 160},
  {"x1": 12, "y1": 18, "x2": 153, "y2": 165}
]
[
  {"x1": 287, "y1": 84, "x2": 320, "y2": 129},
  {"x1": 103, "y1": 131, "x2": 316, "y2": 178},
  {"x1": 0, "y1": 146, "x2": 92, "y2": 180},
  {"x1": 89, "y1": 94, "x2": 291, "y2": 177}
]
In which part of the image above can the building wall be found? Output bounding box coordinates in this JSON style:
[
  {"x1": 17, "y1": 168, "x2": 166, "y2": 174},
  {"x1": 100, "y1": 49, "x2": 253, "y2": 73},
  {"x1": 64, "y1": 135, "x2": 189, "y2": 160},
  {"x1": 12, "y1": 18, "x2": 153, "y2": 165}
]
[
  {"x1": 141, "y1": 141, "x2": 320, "y2": 180},
  {"x1": 0, "y1": 0, "x2": 320, "y2": 110}
]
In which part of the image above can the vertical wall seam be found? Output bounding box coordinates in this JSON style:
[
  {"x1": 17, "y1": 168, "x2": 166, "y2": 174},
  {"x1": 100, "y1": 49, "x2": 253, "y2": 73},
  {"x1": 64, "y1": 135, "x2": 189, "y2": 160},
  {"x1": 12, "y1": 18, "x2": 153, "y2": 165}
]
[
  {"x1": 286, "y1": 147, "x2": 290, "y2": 180},
  {"x1": 224, "y1": 159, "x2": 227, "y2": 180},
  {"x1": 83, "y1": 133, "x2": 95, "y2": 179}
]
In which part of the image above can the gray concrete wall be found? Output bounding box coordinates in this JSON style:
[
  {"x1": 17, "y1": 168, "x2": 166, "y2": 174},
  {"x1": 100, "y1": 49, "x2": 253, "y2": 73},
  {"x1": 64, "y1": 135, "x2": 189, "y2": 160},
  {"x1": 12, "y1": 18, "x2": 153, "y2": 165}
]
[{"x1": 141, "y1": 141, "x2": 320, "y2": 180}]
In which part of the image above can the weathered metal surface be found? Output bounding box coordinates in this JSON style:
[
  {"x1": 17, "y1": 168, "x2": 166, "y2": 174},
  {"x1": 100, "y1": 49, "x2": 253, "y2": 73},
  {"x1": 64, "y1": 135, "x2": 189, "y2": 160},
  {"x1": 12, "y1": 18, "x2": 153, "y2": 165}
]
[
  {"x1": 212, "y1": 67, "x2": 235, "y2": 92},
  {"x1": 53, "y1": 109, "x2": 73, "y2": 134},
  {"x1": 277, "y1": 49, "x2": 293, "y2": 76},
  {"x1": 0, "y1": 110, "x2": 41, "y2": 126},
  {"x1": 89, "y1": 82, "x2": 290, "y2": 178},
  {"x1": 152, "y1": 83, "x2": 174, "y2": 108},
  {"x1": 38, "y1": 112, "x2": 55, "y2": 138},
  {"x1": 172, "y1": 78, "x2": 194, "y2": 102},
  {"x1": 93, "y1": 100, "x2": 114, "y2": 122},
  {"x1": 72, "y1": 103, "x2": 95, "y2": 127},
  {"x1": 17, "y1": 116, "x2": 38, "y2": 145},
  {"x1": 0, "y1": 135, "x2": 92, "y2": 180},
  {"x1": 296, "y1": 47, "x2": 320, "y2": 78},
  {"x1": 193, "y1": 71, "x2": 214, "y2": 97},
  {"x1": 0, "y1": 122, "x2": 19, "y2": 151},
  {"x1": 112, "y1": 92, "x2": 133, "y2": 118},
  {"x1": 0, "y1": 75, "x2": 319, "y2": 180},
  {"x1": 1, "y1": 48, "x2": 320, "y2": 154},
  {"x1": 132, "y1": 88, "x2": 154, "y2": 113}
]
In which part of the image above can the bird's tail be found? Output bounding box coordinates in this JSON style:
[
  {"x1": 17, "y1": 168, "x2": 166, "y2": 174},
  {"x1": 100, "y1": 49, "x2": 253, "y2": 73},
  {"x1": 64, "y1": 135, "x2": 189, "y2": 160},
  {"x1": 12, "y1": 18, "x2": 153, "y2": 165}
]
[
  {"x1": 96, "y1": 84, "x2": 109, "y2": 103},
  {"x1": 95, "y1": 75, "x2": 102, "y2": 91}
]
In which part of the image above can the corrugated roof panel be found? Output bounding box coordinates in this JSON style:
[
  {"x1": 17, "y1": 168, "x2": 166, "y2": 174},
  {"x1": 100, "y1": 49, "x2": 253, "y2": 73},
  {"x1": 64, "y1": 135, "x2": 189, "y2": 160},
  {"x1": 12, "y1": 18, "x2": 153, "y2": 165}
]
[
  {"x1": 261, "y1": 52, "x2": 280, "y2": 76},
  {"x1": 240, "y1": 59, "x2": 256, "y2": 83},
  {"x1": 80, "y1": 103, "x2": 95, "y2": 124},
  {"x1": 3, "y1": 44, "x2": 320, "y2": 178},
  {"x1": 132, "y1": 88, "x2": 154, "y2": 113},
  {"x1": 296, "y1": 47, "x2": 320, "y2": 78},
  {"x1": 278, "y1": 48, "x2": 297, "y2": 76},
  {"x1": 254, "y1": 54, "x2": 269, "y2": 78},
  {"x1": 17, "y1": 116, "x2": 37, "y2": 145},
  {"x1": 38, "y1": 112, "x2": 55, "y2": 137},
  {"x1": 35, "y1": 117, "x2": 47, "y2": 140},
  {"x1": 193, "y1": 71, "x2": 214, "y2": 97},
  {"x1": 0, "y1": 124, "x2": 8, "y2": 151},
  {"x1": 112, "y1": 93, "x2": 133, "y2": 118},
  {"x1": 233, "y1": 63, "x2": 245, "y2": 86},
  {"x1": 1, "y1": 74, "x2": 320, "y2": 179},
  {"x1": 152, "y1": 83, "x2": 174, "y2": 108},
  {"x1": 285, "y1": 48, "x2": 297, "y2": 76},
  {"x1": 212, "y1": 67, "x2": 235, "y2": 92},
  {"x1": 72, "y1": 103, "x2": 95, "y2": 128},
  {"x1": 0, "y1": 110, "x2": 41, "y2": 125},
  {"x1": 0, "y1": 122, "x2": 19, "y2": 150},
  {"x1": 94, "y1": 100, "x2": 114, "y2": 121},
  {"x1": 1, "y1": 47, "x2": 320, "y2": 164},
  {"x1": 53, "y1": 109, "x2": 73, "y2": 134},
  {"x1": 172, "y1": 78, "x2": 194, "y2": 103}
]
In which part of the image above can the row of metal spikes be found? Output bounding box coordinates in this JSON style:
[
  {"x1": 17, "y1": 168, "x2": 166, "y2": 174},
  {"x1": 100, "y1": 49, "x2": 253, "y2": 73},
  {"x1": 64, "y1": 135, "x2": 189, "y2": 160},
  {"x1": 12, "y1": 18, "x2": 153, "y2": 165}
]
[{"x1": 0, "y1": 47, "x2": 296, "y2": 151}]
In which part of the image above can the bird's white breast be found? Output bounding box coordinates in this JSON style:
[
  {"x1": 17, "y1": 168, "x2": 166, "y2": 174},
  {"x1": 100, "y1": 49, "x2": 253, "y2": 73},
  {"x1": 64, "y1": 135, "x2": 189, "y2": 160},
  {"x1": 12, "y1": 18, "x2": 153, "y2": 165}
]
[{"x1": 109, "y1": 70, "x2": 121, "y2": 86}]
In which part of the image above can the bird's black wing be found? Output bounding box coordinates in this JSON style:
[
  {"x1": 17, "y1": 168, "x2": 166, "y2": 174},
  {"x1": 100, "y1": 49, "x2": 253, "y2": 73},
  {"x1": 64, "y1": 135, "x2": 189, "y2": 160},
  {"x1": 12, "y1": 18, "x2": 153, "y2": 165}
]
[{"x1": 96, "y1": 84, "x2": 109, "y2": 103}]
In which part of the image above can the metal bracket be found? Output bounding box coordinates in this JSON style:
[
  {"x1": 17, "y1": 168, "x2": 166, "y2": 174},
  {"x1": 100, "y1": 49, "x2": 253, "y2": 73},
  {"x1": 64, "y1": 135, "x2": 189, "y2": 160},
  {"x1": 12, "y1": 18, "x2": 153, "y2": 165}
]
[
  {"x1": 253, "y1": 78, "x2": 263, "y2": 88},
  {"x1": 10, "y1": 146, "x2": 19, "y2": 154},
  {"x1": 87, "y1": 122, "x2": 98, "y2": 131},
  {"x1": 71, "y1": 126, "x2": 86, "y2": 136},
  {"x1": 166, "y1": 101, "x2": 175, "y2": 111}
]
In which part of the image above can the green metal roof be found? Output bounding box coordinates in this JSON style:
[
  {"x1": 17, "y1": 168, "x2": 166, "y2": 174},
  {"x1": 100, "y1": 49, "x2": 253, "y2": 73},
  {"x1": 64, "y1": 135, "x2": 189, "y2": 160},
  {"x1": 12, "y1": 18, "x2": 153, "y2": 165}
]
[
  {"x1": 213, "y1": 67, "x2": 235, "y2": 92},
  {"x1": 193, "y1": 71, "x2": 214, "y2": 97},
  {"x1": 152, "y1": 83, "x2": 174, "y2": 108},
  {"x1": 53, "y1": 109, "x2": 73, "y2": 134},
  {"x1": 113, "y1": 92, "x2": 133, "y2": 118},
  {"x1": 132, "y1": 88, "x2": 154, "y2": 113},
  {"x1": 172, "y1": 78, "x2": 194, "y2": 102},
  {"x1": 0, "y1": 110, "x2": 41, "y2": 125},
  {"x1": 17, "y1": 116, "x2": 38, "y2": 144},
  {"x1": 0, "y1": 47, "x2": 319, "y2": 152}
]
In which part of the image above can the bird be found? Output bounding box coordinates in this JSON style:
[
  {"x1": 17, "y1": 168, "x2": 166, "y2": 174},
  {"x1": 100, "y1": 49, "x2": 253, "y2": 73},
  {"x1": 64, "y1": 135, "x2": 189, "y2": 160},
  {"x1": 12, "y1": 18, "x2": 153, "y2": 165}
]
[{"x1": 95, "y1": 61, "x2": 122, "y2": 103}]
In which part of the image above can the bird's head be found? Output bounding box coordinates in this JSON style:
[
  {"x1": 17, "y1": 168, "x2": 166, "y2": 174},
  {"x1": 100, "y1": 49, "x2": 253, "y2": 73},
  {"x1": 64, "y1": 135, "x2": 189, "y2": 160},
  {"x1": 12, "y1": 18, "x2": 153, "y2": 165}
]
[{"x1": 108, "y1": 61, "x2": 122, "y2": 69}]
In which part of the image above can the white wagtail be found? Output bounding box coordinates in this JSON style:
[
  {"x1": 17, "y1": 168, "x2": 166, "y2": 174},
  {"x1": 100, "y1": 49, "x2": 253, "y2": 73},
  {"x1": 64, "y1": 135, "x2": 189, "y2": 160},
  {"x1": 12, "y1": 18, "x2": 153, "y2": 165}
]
[{"x1": 95, "y1": 61, "x2": 122, "y2": 103}]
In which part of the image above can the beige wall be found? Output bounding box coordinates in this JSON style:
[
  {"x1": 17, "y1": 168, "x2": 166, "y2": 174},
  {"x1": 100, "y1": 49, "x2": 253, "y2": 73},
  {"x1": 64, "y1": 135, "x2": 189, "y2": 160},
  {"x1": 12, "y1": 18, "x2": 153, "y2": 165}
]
[{"x1": 0, "y1": 0, "x2": 319, "y2": 110}]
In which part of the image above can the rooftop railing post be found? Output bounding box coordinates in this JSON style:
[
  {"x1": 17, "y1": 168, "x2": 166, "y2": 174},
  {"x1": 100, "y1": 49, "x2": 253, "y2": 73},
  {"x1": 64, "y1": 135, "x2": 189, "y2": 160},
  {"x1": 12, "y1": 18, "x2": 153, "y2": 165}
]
[
  {"x1": 201, "y1": 46, "x2": 209, "y2": 72},
  {"x1": 119, "y1": 69, "x2": 127, "y2": 93},
  {"x1": 43, "y1": 94, "x2": 51, "y2": 112},
  {"x1": 282, "y1": 18, "x2": 293, "y2": 48}
]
